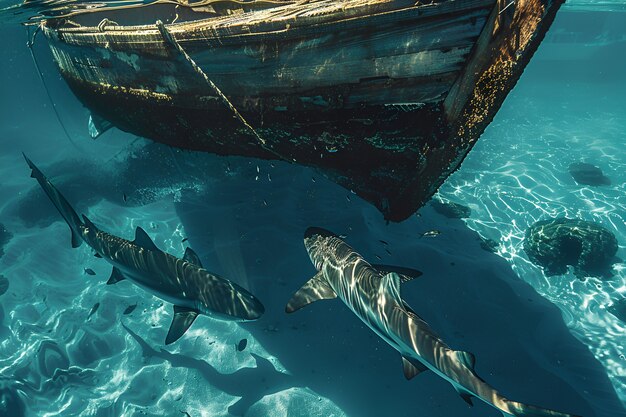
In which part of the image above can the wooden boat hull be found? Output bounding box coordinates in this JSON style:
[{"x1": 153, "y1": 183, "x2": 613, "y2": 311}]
[{"x1": 42, "y1": 0, "x2": 564, "y2": 221}]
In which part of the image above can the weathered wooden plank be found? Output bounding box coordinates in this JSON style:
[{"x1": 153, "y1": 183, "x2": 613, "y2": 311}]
[{"x1": 48, "y1": 5, "x2": 488, "y2": 103}]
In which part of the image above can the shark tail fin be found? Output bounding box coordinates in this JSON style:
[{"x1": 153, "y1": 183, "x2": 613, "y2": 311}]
[
  {"x1": 498, "y1": 398, "x2": 583, "y2": 417},
  {"x1": 23, "y1": 154, "x2": 84, "y2": 248}
]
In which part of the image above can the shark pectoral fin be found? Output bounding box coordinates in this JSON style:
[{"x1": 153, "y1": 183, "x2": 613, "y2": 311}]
[
  {"x1": 379, "y1": 272, "x2": 402, "y2": 301},
  {"x1": 454, "y1": 386, "x2": 474, "y2": 407},
  {"x1": 454, "y1": 350, "x2": 476, "y2": 370},
  {"x1": 401, "y1": 357, "x2": 428, "y2": 380},
  {"x1": 372, "y1": 264, "x2": 423, "y2": 283},
  {"x1": 165, "y1": 306, "x2": 199, "y2": 345},
  {"x1": 285, "y1": 271, "x2": 336, "y2": 313},
  {"x1": 106, "y1": 267, "x2": 126, "y2": 285},
  {"x1": 183, "y1": 247, "x2": 203, "y2": 267},
  {"x1": 133, "y1": 226, "x2": 160, "y2": 251}
]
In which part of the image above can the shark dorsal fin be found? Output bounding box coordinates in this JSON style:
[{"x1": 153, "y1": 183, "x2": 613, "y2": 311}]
[
  {"x1": 183, "y1": 247, "x2": 203, "y2": 267},
  {"x1": 372, "y1": 264, "x2": 423, "y2": 283},
  {"x1": 165, "y1": 305, "x2": 199, "y2": 345},
  {"x1": 401, "y1": 357, "x2": 428, "y2": 380},
  {"x1": 107, "y1": 267, "x2": 126, "y2": 285},
  {"x1": 454, "y1": 350, "x2": 476, "y2": 370},
  {"x1": 133, "y1": 227, "x2": 159, "y2": 251},
  {"x1": 285, "y1": 271, "x2": 337, "y2": 313},
  {"x1": 379, "y1": 272, "x2": 402, "y2": 301}
]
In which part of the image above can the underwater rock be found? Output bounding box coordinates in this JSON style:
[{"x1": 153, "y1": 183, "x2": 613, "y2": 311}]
[
  {"x1": 523, "y1": 218, "x2": 618, "y2": 279},
  {"x1": 430, "y1": 199, "x2": 471, "y2": 219},
  {"x1": 0, "y1": 275, "x2": 8, "y2": 296},
  {"x1": 608, "y1": 298, "x2": 626, "y2": 324},
  {"x1": 0, "y1": 223, "x2": 12, "y2": 258},
  {"x1": 568, "y1": 162, "x2": 611, "y2": 186}
]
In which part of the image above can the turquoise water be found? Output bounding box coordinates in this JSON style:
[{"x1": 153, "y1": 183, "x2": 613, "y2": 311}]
[{"x1": 1, "y1": 4, "x2": 626, "y2": 417}]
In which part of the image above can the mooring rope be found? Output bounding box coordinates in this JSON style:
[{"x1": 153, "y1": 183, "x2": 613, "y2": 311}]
[
  {"x1": 27, "y1": 23, "x2": 83, "y2": 153},
  {"x1": 155, "y1": 20, "x2": 288, "y2": 162}
]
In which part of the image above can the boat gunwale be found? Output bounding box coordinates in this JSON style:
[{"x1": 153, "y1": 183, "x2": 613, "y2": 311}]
[{"x1": 44, "y1": 0, "x2": 494, "y2": 44}]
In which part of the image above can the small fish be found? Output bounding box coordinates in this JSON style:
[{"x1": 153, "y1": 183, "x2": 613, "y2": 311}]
[
  {"x1": 84, "y1": 268, "x2": 96, "y2": 276},
  {"x1": 180, "y1": 411, "x2": 192, "y2": 417},
  {"x1": 311, "y1": 177, "x2": 316, "y2": 183},
  {"x1": 256, "y1": 165, "x2": 260, "y2": 173},
  {"x1": 385, "y1": 248, "x2": 391, "y2": 255},
  {"x1": 270, "y1": 163, "x2": 275, "y2": 168},
  {"x1": 123, "y1": 193, "x2": 127, "y2": 202},
  {"x1": 338, "y1": 234, "x2": 348, "y2": 239},
  {"x1": 420, "y1": 230, "x2": 441, "y2": 238},
  {"x1": 236, "y1": 338, "x2": 248, "y2": 352},
  {"x1": 379, "y1": 240, "x2": 389, "y2": 246},
  {"x1": 181, "y1": 237, "x2": 188, "y2": 243},
  {"x1": 346, "y1": 195, "x2": 351, "y2": 202},
  {"x1": 262, "y1": 200, "x2": 268, "y2": 206},
  {"x1": 267, "y1": 173, "x2": 272, "y2": 182},
  {"x1": 87, "y1": 302, "x2": 100, "y2": 319},
  {"x1": 123, "y1": 304, "x2": 137, "y2": 315},
  {"x1": 255, "y1": 176, "x2": 259, "y2": 181},
  {"x1": 375, "y1": 255, "x2": 382, "y2": 260}
]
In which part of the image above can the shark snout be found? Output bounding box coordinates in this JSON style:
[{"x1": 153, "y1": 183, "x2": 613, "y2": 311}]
[{"x1": 241, "y1": 294, "x2": 265, "y2": 320}]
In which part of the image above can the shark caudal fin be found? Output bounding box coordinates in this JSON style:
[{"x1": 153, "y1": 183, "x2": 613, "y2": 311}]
[
  {"x1": 498, "y1": 398, "x2": 583, "y2": 417},
  {"x1": 23, "y1": 154, "x2": 84, "y2": 248}
]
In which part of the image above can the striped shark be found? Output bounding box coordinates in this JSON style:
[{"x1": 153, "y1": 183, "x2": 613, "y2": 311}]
[
  {"x1": 24, "y1": 154, "x2": 264, "y2": 344},
  {"x1": 286, "y1": 227, "x2": 581, "y2": 417}
]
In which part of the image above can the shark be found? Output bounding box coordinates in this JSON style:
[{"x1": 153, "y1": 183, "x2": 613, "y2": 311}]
[
  {"x1": 286, "y1": 227, "x2": 582, "y2": 417},
  {"x1": 24, "y1": 154, "x2": 264, "y2": 344}
]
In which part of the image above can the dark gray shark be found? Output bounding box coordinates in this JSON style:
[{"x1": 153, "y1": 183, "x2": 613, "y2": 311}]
[
  {"x1": 24, "y1": 154, "x2": 264, "y2": 344},
  {"x1": 286, "y1": 227, "x2": 582, "y2": 417}
]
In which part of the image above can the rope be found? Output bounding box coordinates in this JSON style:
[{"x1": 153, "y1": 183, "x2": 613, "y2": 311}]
[
  {"x1": 155, "y1": 20, "x2": 287, "y2": 161},
  {"x1": 499, "y1": 0, "x2": 515, "y2": 15},
  {"x1": 27, "y1": 23, "x2": 82, "y2": 153}
]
